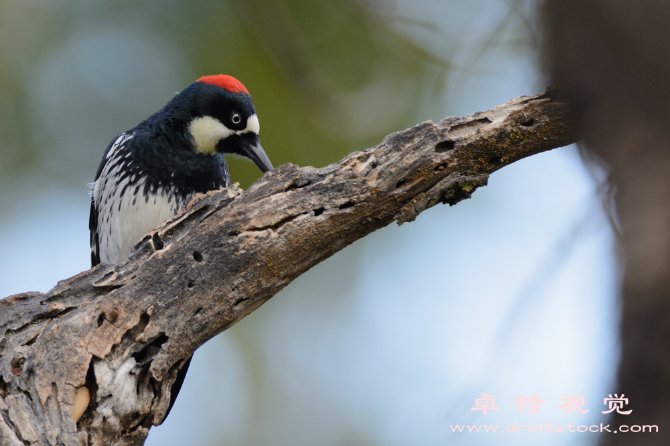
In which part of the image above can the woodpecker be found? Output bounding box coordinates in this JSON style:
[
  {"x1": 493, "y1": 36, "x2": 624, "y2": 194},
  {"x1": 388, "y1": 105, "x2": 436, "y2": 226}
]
[
  {"x1": 88, "y1": 74, "x2": 272, "y2": 416},
  {"x1": 90, "y1": 74, "x2": 272, "y2": 265}
]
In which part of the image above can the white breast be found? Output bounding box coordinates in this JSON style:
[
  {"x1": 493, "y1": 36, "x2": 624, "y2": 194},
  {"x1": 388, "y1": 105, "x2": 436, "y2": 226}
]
[{"x1": 93, "y1": 137, "x2": 189, "y2": 264}]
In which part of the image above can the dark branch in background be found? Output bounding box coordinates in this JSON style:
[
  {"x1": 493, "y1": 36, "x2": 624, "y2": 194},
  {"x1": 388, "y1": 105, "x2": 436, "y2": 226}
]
[
  {"x1": 545, "y1": 2, "x2": 670, "y2": 445},
  {"x1": 0, "y1": 91, "x2": 576, "y2": 445}
]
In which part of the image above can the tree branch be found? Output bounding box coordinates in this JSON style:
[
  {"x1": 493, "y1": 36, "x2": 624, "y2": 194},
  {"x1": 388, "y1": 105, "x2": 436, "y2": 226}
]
[{"x1": 0, "y1": 91, "x2": 576, "y2": 445}]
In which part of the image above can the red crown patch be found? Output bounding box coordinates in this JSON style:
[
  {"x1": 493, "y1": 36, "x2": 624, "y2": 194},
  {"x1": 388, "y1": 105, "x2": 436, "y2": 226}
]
[{"x1": 197, "y1": 75, "x2": 249, "y2": 94}]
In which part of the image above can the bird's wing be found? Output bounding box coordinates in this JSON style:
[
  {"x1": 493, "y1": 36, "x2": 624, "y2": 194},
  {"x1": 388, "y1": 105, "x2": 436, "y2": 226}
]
[
  {"x1": 89, "y1": 199, "x2": 100, "y2": 267},
  {"x1": 89, "y1": 133, "x2": 126, "y2": 267}
]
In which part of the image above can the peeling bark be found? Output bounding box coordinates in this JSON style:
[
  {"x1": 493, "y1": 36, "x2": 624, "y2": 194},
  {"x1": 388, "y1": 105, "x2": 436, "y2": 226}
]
[{"x1": 0, "y1": 91, "x2": 576, "y2": 445}]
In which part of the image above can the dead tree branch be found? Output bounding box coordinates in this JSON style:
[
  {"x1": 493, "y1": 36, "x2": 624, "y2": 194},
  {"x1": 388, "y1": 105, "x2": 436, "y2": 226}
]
[{"x1": 0, "y1": 91, "x2": 576, "y2": 445}]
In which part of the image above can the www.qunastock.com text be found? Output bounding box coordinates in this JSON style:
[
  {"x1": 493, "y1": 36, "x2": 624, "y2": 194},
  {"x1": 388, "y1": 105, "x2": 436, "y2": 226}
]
[{"x1": 450, "y1": 423, "x2": 658, "y2": 434}]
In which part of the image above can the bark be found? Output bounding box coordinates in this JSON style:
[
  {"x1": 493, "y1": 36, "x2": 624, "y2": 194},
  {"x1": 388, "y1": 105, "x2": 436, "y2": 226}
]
[{"x1": 0, "y1": 91, "x2": 576, "y2": 445}]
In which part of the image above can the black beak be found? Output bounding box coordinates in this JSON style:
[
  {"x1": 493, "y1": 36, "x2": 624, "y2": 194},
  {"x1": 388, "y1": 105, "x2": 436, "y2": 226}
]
[
  {"x1": 245, "y1": 139, "x2": 273, "y2": 173},
  {"x1": 219, "y1": 133, "x2": 273, "y2": 173}
]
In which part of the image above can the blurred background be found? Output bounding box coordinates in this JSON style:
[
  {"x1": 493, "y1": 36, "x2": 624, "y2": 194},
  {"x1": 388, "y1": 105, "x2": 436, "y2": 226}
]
[{"x1": 0, "y1": 0, "x2": 618, "y2": 445}]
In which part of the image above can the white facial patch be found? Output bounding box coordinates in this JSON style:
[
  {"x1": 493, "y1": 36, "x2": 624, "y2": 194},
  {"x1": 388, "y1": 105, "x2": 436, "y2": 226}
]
[
  {"x1": 188, "y1": 114, "x2": 260, "y2": 156},
  {"x1": 188, "y1": 116, "x2": 233, "y2": 155},
  {"x1": 244, "y1": 114, "x2": 260, "y2": 134}
]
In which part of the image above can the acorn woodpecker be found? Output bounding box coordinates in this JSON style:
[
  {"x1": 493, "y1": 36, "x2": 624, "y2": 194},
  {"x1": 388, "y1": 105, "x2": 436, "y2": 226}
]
[
  {"x1": 88, "y1": 74, "x2": 272, "y2": 416},
  {"x1": 90, "y1": 74, "x2": 272, "y2": 265}
]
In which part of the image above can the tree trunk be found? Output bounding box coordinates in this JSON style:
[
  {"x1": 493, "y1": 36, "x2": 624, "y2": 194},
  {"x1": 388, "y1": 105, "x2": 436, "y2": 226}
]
[{"x1": 544, "y1": 2, "x2": 670, "y2": 443}]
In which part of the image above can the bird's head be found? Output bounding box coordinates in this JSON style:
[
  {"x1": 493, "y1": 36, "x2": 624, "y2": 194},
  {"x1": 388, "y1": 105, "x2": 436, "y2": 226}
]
[{"x1": 175, "y1": 74, "x2": 273, "y2": 174}]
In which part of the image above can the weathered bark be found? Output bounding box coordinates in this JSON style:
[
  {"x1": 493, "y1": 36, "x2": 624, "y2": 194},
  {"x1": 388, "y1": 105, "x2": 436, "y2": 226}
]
[{"x1": 0, "y1": 91, "x2": 576, "y2": 445}]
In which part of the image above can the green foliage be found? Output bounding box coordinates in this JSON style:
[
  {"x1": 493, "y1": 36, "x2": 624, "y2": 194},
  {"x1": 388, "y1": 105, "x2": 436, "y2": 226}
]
[{"x1": 0, "y1": 0, "x2": 439, "y2": 189}]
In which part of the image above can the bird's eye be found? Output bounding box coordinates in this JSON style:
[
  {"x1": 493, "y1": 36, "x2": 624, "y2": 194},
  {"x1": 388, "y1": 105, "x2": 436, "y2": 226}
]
[{"x1": 231, "y1": 112, "x2": 241, "y2": 125}]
